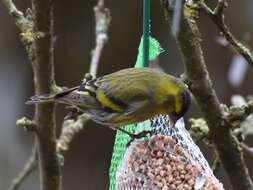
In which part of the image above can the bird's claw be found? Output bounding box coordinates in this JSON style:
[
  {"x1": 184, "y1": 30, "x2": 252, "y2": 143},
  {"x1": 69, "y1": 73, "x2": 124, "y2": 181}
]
[
  {"x1": 64, "y1": 106, "x2": 82, "y2": 120},
  {"x1": 127, "y1": 130, "x2": 152, "y2": 147}
]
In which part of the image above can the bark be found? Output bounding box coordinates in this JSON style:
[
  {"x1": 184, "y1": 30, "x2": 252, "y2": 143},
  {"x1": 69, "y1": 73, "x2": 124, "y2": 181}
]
[{"x1": 31, "y1": 0, "x2": 61, "y2": 189}]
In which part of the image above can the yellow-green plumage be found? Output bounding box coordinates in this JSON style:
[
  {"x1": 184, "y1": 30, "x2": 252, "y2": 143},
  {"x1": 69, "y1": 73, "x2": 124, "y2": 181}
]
[{"x1": 27, "y1": 68, "x2": 191, "y2": 127}]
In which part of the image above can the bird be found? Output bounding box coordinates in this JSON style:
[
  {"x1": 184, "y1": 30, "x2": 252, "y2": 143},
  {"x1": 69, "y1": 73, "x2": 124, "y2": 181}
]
[{"x1": 26, "y1": 67, "x2": 191, "y2": 138}]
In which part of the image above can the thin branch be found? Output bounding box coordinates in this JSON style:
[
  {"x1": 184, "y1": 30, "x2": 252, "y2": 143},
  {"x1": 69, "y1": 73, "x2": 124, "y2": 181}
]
[
  {"x1": 57, "y1": 0, "x2": 111, "y2": 159},
  {"x1": 89, "y1": 0, "x2": 111, "y2": 78},
  {"x1": 1, "y1": 0, "x2": 30, "y2": 31},
  {"x1": 241, "y1": 143, "x2": 253, "y2": 159},
  {"x1": 189, "y1": 118, "x2": 221, "y2": 174},
  {"x1": 171, "y1": 0, "x2": 183, "y2": 37},
  {"x1": 211, "y1": 150, "x2": 221, "y2": 175},
  {"x1": 8, "y1": 145, "x2": 38, "y2": 190},
  {"x1": 1, "y1": 0, "x2": 35, "y2": 47},
  {"x1": 200, "y1": 0, "x2": 253, "y2": 68},
  {"x1": 57, "y1": 113, "x2": 90, "y2": 157},
  {"x1": 16, "y1": 117, "x2": 38, "y2": 132},
  {"x1": 161, "y1": 0, "x2": 253, "y2": 189}
]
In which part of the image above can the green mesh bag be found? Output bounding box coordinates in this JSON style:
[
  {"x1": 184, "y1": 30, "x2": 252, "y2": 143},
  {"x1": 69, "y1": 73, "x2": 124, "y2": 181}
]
[{"x1": 108, "y1": 37, "x2": 164, "y2": 190}]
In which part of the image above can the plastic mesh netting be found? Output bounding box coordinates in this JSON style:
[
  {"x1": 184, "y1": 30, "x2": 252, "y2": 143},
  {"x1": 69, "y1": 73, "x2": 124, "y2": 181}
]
[{"x1": 116, "y1": 115, "x2": 224, "y2": 190}]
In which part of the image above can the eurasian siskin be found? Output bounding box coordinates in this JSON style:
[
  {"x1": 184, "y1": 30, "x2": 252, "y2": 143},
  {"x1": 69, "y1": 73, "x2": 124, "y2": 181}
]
[{"x1": 27, "y1": 67, "x2": 191, "y2": 136}]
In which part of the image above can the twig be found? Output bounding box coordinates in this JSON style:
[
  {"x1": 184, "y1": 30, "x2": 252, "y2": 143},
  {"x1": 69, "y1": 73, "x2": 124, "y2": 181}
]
[
  {"x1": 0, "y1": 0, "x2": 35, "y2": 46},
  {"x1": 16, "y1": 117, "x2": 38, "y2": 132},
  {"x1": 161, "y1": 0, "x2": 253, "y2": 189},
  {"x1": 241, "y1": 143, "x2": 253, "y2": 159},
  {"x1": 1, "y1": 0, "x2": 35, "y2": 73},
  {"x1": 89, "y1": 0, "x2": 111, "y2": 78},
  {"x1": 189, "y1": 118, "x2": 221, "y2": 174},
  {"x1": 8, "y1": 145, "x2": 38, "y2": 190},
  {"x1": 0, "y1": 0, "x2": 31, "y2": 31},
  {"x1": 57, "y1": 114, "x2": 90, "y2": 157},
  {"x1": 200, "y1": 0, "x2": 253, "y2": 68},
  {"x1": 171, "y1": 0, "x2": 183, "y2": 37},
  {"x1": 211, "y1": 150, "x2": 221, "y2": 175},
  {"x1": 57, "y1": 0, "x2": 110, "y2": 160}
]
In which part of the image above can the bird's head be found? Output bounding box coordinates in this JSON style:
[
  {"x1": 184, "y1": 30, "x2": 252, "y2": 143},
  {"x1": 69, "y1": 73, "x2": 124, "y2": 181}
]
[{"x1": 170, "y1": 89, "x2": 191, "y2": 127}]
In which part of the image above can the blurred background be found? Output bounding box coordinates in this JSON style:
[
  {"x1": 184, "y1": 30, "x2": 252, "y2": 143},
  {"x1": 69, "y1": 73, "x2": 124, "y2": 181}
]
[{"x1": 0, "y1": 0, "x2": 252, "y2": 189}]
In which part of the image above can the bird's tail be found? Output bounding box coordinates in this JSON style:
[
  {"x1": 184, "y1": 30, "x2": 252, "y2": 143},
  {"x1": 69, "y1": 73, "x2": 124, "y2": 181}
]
[
  {"x1": 26, "y1": 87, "x2": 79, "y2": 105},
  {"x1": 26, "y1": 94, "x2": 56, "y2": 105}
]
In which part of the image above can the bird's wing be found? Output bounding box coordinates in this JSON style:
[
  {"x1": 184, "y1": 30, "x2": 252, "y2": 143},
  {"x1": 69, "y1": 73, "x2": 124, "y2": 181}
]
[
  {"x1": 69, "y1": 68, "x2": 162, "y2": 114},
  {"x1": 91, "y1": 71, "x2": 156, "y2": 115}
]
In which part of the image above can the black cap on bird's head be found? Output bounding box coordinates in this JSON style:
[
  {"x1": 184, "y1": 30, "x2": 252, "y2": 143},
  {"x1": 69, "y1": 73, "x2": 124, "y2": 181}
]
[{"x1": 170, "y1": 89, "x2": 191, "y2": 127}]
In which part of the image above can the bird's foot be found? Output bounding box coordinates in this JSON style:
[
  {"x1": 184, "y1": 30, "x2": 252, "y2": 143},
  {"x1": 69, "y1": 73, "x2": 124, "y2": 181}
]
[
  {"x1": 127, "y1": 130, "x2": 152, "y2": 147},
  {"x1": 64, "y1": 106, "x2": 82, "y2": 120}
]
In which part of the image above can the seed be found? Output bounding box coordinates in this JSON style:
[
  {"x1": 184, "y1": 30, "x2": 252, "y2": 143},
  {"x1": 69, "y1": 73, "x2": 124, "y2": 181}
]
[{"x1": 162, "y1": 185, "x2": 169, "y2": 190}]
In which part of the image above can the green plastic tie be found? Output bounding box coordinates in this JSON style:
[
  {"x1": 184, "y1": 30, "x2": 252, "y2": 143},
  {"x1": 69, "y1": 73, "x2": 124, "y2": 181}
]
[{"x1": 143, "y1": 0, "x2": 150, "y2": 67}]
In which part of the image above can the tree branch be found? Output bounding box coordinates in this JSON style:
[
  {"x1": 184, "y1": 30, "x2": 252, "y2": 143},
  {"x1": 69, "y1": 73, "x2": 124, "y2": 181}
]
[
  {"x1": 31, "y1": 0, "x2": 60, "y2": 189},
  {"x1": 0, "y1": 0, "x2": 31, "y2": 32},
  {"x1": 1, "y1": 0, "x2": 35, "y2": 55},
  {"x1": 8, "y1": 145, "x2": 38, "y2": 190},
  {"x1": 57, "y1": 0, "x2": 110, "y2": 160},
  {"x1": 211, "y1": 150, "x2": 221, "y2": 175},
  {"x1": 161, "y1": 0, "x2": 253, "y2": 189},
  {"x1": 89, "y1": 0, "x2": 111, "y2": 78},
  {"x1": 200, "y1": 0, "x2": 253, "y2": 68},
  {"x1": 2, "y1": 0, "x2": 60, "y2": 189},
  {"x1": 16, "y1": 117, "x2": 38, "y2": 132},
  {"x1": 57, "y1": 113, "x2": 90, "y2": 157}
]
